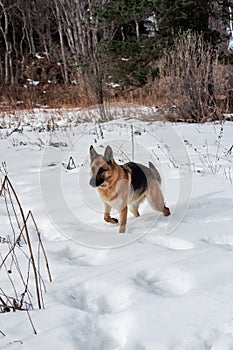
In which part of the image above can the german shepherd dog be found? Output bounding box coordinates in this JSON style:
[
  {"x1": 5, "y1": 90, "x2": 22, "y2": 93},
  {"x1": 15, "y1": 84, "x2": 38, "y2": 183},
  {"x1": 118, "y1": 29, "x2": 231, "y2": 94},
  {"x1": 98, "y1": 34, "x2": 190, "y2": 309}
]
[{"x1": 89, "y1": 145, "x2": 170, "y2": 233}]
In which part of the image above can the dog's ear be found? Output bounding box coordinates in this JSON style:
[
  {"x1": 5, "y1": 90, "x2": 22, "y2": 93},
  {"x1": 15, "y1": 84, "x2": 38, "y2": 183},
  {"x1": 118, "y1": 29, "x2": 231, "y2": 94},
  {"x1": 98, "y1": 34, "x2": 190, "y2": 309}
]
[
  {"x1": 104, "y1": 146, "x2": 113, "y2": 163},
  {"x1": 90, "y1": 145, "x2": 98, "y2": 161}
]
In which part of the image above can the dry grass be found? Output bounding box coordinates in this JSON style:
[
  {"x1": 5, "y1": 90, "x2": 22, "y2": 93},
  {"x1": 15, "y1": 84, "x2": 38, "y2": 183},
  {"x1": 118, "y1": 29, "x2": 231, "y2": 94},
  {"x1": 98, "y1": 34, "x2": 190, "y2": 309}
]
[
  {"x1": 0, "y1": 32, "x2": 232, "y2": 122},
  {"x1": 0, "y1": 171, "x2": 52, "y2": 334},
  {"x1": 146, "y1": 32, "x2": 233, "y2": 122}
]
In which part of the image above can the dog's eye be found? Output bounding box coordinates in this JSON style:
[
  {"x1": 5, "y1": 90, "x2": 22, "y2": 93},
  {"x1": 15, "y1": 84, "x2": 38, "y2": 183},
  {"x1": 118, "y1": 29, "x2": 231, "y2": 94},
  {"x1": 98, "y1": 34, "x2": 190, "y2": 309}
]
[{"x1": 98, "y1": 167, "x2": 106, "y2": 174}]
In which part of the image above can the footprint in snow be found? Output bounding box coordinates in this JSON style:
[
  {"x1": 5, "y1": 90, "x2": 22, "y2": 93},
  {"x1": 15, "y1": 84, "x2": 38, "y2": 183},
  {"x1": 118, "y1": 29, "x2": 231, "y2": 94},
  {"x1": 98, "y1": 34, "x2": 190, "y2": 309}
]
[
  {"x1": 211, "y1": 333, "x2": 233, "y2": 350},
  {"x1": 140, "y1": 234, "x2": 195, "y2": 251},
  {"x1": 49, "y1": 243, "x2": 109, "y2": 267},
  {"x1": 204, "y1": 234, "x2": 233, "y2": 251},
  {"x1": 134, "y1": 268, "x2": 193, "y2": 297},
  {"x1": 62, "y1": 283, "x2": 132, "y2": 315},
  {"x1": 183, "y1": 197, "x2": 233, "y2": 224}
]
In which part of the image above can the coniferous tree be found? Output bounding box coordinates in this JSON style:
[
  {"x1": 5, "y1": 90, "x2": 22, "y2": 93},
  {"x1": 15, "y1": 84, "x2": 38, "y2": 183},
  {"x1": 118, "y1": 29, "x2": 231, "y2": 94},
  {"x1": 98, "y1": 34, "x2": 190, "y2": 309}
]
[{"x1": 0, "y1": 0, "x2": 232, "y2": 108}]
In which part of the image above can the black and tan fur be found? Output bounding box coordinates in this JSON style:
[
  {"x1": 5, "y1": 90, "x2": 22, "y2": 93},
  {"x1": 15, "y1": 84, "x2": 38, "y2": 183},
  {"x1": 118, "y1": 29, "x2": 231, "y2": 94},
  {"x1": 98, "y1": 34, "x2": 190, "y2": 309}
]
[{"x1": 89, "y1": 145, "x2": 170, "y2": 233}]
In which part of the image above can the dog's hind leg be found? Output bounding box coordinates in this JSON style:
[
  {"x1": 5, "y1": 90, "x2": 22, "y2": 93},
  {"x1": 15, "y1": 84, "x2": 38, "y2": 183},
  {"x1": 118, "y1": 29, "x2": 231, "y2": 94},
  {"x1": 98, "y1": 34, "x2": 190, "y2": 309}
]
[
  {"x1": 104, "y1": 202, "x2": 118, "y2": 224},
  {"x1": 129, "y1": 203, "x2": 140, "y2": 218},
  {"x1": 146, "y1": 180, "x2": 170, "y2": 217}
]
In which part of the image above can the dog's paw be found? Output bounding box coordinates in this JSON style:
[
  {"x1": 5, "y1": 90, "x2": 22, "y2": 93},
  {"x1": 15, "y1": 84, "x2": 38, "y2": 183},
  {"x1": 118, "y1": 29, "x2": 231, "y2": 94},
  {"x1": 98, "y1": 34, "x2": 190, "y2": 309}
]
[
  {"x1": 163, "y1": 206, "x2": 170, "y2": 216},
  {"x1": 104, "y1": 217, "x2": 118, "y2": 224},
  {"x1": 119, "y1": 225, "x2": 126, "y2": 233}
]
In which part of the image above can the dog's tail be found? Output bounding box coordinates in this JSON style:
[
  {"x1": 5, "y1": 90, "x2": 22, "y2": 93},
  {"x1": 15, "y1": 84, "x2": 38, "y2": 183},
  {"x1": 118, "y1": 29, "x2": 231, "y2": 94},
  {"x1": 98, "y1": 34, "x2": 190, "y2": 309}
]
[{"x1": 149, "y1": 162, "x2": 162, "y2": 184}]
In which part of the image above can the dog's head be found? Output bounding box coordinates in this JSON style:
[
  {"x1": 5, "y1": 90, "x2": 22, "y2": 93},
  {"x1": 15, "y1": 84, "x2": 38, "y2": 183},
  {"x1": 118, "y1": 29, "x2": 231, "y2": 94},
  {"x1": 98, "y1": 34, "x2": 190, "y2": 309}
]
[{"x1": 89, "y1": 145, "x2": 115, "y2": 188}]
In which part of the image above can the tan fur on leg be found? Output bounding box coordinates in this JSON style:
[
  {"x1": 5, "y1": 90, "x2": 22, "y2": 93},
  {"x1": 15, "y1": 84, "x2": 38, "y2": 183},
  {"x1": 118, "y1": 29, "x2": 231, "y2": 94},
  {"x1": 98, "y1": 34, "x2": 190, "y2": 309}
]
[
  {"x1": 129, "y1": 203, "x2": 140, "y2": 218},
  {"x1": 104, "y1": 202, "x2": 118, "y2": 224},
  {"x1": 119, "y1": 207, "x2": 127, "y2": 233}
]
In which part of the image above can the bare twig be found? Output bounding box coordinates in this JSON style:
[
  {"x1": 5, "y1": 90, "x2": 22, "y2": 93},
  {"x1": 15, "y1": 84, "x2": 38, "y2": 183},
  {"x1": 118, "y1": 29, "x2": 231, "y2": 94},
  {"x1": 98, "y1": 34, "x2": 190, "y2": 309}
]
[
  {"x1": 227, "y1": 144, "x2": 233, "y2": 155},
  {"x1": 28, "y1": 210, "x2": 52, "y2": 282},
  {"x1": 0, "y1": 329, "x2": 6, "y2": 337},
  {"x1": 26, "y1": 308, "x2": 37, "y2": 335},
  {"x1": 0, "y1": 174, "x2": 52, "y2": 336},
  {"x1": 4, "y1": 176, "x2": 42, "y2": 309},
  {"x1": 131, "y1": 125, "x2": 135, "y2": 161}
]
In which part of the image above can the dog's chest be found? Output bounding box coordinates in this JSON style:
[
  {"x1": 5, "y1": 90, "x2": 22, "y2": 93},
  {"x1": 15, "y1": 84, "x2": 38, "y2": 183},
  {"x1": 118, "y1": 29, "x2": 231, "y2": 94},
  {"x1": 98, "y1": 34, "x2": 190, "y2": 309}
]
[
  {"x1": 98, "y1": 186, "x2": 129, "y2": 211},
  {"x1": 98, "y1": 188, "x2": 123, "y2": 210},
  {"x1": 106, "y1": 195, "x2": 125, "y2": 211}
]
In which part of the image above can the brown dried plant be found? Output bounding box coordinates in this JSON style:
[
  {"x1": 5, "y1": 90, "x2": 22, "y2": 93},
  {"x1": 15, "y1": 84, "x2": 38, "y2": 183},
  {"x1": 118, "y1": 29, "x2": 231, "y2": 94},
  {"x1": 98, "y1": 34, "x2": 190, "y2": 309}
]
[{"x1": 0, "y1": 173, "x2": 52, "y2": 333}]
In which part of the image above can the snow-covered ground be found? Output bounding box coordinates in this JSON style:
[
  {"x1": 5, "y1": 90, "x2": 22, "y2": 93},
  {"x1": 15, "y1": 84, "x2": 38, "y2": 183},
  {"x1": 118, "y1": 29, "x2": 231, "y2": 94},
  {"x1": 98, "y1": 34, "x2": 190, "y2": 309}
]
[{"x1": 0, "y1": 108, "x2": 233, "y2": 350}]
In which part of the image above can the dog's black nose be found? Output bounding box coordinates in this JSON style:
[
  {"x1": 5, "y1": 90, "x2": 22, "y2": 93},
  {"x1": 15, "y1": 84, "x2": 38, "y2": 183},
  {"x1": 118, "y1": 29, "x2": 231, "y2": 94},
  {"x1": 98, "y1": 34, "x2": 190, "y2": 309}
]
[{"x1": 89, "y1": 177, "x2": 96, "y2": 187}]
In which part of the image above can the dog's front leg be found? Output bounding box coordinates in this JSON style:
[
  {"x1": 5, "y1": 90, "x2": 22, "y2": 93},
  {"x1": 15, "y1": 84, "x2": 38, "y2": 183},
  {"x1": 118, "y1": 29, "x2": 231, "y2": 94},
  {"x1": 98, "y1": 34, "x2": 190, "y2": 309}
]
[
  {"x1": 104, "y1": 202, "x2": 118, "y2": 224},
  {"x1": 119, "y1": 206, "x2": 128, "y2": 233}
]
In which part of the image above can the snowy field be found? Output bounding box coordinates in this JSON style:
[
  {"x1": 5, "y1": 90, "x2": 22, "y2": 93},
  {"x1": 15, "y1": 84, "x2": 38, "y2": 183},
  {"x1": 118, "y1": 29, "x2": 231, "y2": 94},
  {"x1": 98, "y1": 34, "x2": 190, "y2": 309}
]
[{"x1": 0, "y1": 107, "x2": 233, "y2": 350}]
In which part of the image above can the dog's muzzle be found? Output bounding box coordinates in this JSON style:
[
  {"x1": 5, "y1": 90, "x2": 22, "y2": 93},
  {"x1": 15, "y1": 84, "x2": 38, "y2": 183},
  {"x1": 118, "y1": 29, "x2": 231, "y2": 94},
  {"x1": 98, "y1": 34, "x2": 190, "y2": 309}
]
[
  {"x1": 89, "y1": 177, "x2": 97, "y2": 187},
  {"x1": 89, "y1": 176, "x2": 105, "y2": 188}
]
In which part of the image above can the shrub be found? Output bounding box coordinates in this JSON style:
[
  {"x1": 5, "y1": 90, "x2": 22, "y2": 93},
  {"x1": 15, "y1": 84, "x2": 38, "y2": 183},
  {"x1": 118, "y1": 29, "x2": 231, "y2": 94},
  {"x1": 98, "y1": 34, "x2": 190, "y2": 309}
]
[{"x1": 151, "y1": 31, "x2": 233, "y2": 121}]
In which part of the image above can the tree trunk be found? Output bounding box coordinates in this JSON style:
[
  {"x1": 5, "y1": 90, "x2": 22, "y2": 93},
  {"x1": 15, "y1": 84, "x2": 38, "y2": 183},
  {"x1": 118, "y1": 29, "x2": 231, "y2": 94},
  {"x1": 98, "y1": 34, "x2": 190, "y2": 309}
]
[
  {"x1": 0, "y1": 1, "x2": 10, "y2": 84},
  {"x1": 54, "y1": 0, "x2": 69, "y2": 84},
  {"x1": 135, "y1": 20, "x2": 140, "y2": 39}
]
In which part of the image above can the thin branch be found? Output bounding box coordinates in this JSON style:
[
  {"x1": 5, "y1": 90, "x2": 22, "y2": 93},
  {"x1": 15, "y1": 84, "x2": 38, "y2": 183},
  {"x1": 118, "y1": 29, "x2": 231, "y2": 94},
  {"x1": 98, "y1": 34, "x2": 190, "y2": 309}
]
[
  {"x1": 26, "y1": 308, "x2": 37, "y2": 335},
  {"x1": 4, "y1": 176, "x2": 42, "y2": 309},
  {"x1": 0, "y1": 329, "x2": 6, "y2": 337},
  {"x1": 28, "y1": 210, "x2": 52, "y2": 282}
]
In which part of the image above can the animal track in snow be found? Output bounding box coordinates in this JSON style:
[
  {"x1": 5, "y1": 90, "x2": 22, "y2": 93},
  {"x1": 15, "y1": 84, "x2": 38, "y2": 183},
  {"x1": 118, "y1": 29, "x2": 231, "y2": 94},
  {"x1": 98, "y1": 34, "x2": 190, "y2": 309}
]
[
  {"x1": 134, "y1": 268, "x2": 194, "y2": 297},
  {"x1": 204, "y1": 234, "x2": 233, "y2": 250},
  {"x1": 63, "y1": 282, "x2": 132, "y2": 315},
  {"x1": 141, "y1": 234, "x2": 195, "y2": 251},
  {"x1": 211, "y1": 333, "x2": 233, "y2": 350},
  {"x1": 50, "y1": 243, "x2": 109, "y2": 266},
  {"x1": 183, "y1": 198, "x2": 233, "y2": 224}
]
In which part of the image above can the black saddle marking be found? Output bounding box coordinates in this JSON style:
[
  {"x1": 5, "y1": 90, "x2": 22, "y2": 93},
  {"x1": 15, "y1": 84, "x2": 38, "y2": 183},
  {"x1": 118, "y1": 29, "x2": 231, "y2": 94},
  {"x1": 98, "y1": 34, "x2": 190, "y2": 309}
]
[{"x1": 121, "y1": 162, "x2": 150, "y2": 195}]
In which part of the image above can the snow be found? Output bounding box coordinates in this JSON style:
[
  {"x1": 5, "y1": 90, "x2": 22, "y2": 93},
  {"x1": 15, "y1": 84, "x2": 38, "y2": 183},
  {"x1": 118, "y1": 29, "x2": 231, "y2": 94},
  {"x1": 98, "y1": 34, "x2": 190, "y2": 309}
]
[
  {"x1": 228, "y1": 37, "x2": 233, "y2": 51},
  {"x1": 26, "y1": 79, "x2": 40, "y2": 86},
  {"x1": 0, "y1": 108, "x2": 233, "y2": 349}
]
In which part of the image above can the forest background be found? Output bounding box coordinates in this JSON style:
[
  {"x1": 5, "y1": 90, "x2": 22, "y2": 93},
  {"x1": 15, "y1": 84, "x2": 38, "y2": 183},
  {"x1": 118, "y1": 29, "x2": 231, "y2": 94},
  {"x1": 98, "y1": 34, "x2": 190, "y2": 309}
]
[{"x1": 0, "y1": 0, "x2": 233, "y2": 122}]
